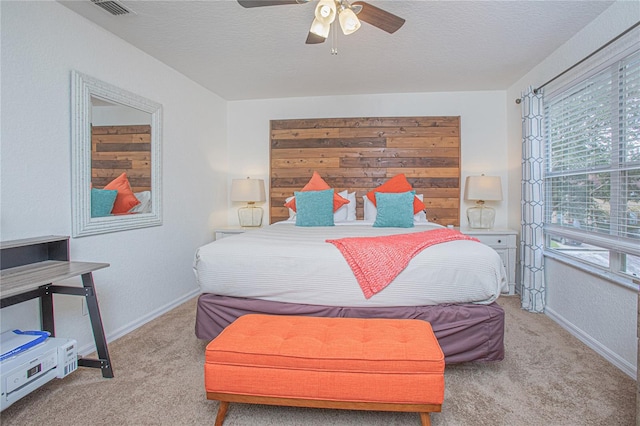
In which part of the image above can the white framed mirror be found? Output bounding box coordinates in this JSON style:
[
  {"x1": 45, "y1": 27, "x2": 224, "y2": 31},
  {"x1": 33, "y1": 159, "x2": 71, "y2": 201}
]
[{"x1": 71, "y1": 71, "x2": 162, "y2": 237}]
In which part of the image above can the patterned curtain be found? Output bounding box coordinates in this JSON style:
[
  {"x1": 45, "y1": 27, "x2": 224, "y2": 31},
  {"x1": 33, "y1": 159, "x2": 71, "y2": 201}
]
[{"x1": 520, "y1": 87, "x2": 545, "y2": 313}]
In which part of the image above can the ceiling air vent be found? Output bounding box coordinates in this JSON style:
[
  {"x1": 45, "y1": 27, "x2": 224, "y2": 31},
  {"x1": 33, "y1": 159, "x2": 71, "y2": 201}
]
[{"x1": 90, "y1": 0, "x2": 133, "y2": 16}]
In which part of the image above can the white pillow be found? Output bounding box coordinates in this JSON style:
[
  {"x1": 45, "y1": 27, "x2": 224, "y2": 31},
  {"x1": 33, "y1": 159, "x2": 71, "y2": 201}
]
[
  {"x1": 129, "y1": 191, "x2": 152, "y2": 214},
  {"x1": 287, "y1": 191, "x2": 355, "y2": 222},
  {"x1": 346, "y1": 191, "x2": 357, "y2": 221},
  {"x1": 414, "y1": 194, "x2": 428, "y2": 223},
  {"x1": 334, "y1": 190, "x2": 349, "y2": 222},
  {"x1": 363, "y1": 194, "x2": 428, "y2": 223},
  {"x1": 285, "y1": 195, "x2": 296, "y2": 220}
]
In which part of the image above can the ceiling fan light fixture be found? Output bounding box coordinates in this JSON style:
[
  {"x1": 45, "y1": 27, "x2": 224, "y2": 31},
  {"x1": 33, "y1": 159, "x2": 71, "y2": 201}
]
[
  {"x1": 309, "y1": 17, "x2": 330, "y2": 38},
  {"x1": 314, "y1": 0, "x2": 336, "y2": 24},
  {"x1": 338, "y1": 7, "x2": 360, "y2": 35}
]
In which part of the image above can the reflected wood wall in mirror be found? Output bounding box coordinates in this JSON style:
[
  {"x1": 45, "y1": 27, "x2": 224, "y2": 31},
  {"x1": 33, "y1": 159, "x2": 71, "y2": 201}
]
[
  {"x1": 71, "y1": 71, "x2": 163, "y2": 237},
  {"x1": 91, "y1": 125, "x2": 152, "y2": 192}
]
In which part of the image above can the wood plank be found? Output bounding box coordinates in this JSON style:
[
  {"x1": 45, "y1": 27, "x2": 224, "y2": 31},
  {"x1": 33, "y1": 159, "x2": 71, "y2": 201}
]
[
  {"x1": 92, "y1": 160, "x2": 132, "y2": 169},
  {"x1": 340, "y1": 157, "x2": 459, "y2": 168},
  {"x1": 413, "y1": 187, "x2": 460, "y2": 198},
  {"x1": 92, "y1": 177, "x2": 151, "y2": 188},
  {"x1": 92, "y1": 125, "x2": 150, "y2": 135},
  {"x1": 272, "y1": 147, "x2": 458, "y2": 159},
  {"x1": 92, "y1": 169, "x2": 150, "y2": 178},
  {"x1": 387, "y1": 137, "x2": 459, "y2": 148},
  {"x1": 271, "y1": 116, "x2": 459, "y2": 130},
  {"x1": 92, "y1": 152, "x2": 151, "y2": 161},
  {"x1": 336, "y1": 127, "x2": 459, "y2": 138},
  {"x1": 387, "y1": 168, "x2": 460, "y2": 178},
  {"x1": 96, "y1": 143, "x2": 152, "y2": 152},
  {"x1": 271, "y1": 128, "x2": 340, "y2": 140},
  {"x1": 271, "y1": 138, "x2": 386, "y2": 149},
  {"x1": 271, "y1": 168, "x2": 388, "y2": 179},
  {"x1": 92, "y1": 134, "x2": 151, "y2": 143},
  {"x1": 420, "y1": 198, "x2": 459, "y2": 209},
  {"x1": 271, "y1": 158, "x2": 340, "y2": 169}
]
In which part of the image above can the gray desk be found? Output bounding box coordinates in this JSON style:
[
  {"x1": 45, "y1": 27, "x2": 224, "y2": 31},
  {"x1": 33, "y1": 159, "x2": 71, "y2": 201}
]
[{"x1": 0, "y1": 236, "x2": 113, "y2": 378}]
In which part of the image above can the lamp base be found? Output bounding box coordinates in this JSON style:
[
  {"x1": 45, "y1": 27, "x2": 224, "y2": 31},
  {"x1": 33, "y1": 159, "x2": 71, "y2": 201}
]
[
  {"x1": 467, "y1": 204, "x2": 495, "y2": 229},
  {"x1": 238, "y1": 205, "x2": 263, "y2": 227}
]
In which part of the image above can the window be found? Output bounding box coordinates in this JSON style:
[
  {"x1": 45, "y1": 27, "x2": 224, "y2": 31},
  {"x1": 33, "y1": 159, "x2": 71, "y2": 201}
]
[{"x1": 544, "y1": 50, "x2": 640, "y2": 281}]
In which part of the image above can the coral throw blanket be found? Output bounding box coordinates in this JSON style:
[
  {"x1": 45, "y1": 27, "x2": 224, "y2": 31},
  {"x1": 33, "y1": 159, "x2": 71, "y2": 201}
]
[{"x1": 327, "y1": 228, "x2": 479, "y2": 299}]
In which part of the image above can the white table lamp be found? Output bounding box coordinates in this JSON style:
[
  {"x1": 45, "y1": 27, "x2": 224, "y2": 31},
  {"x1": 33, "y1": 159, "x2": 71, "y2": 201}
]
[
  {"x1": 464, "y1": 175, "x2": 502, "y2": 229},
  {"x1": 231, "y1": 178, "x2": 266, "y2": 227}
]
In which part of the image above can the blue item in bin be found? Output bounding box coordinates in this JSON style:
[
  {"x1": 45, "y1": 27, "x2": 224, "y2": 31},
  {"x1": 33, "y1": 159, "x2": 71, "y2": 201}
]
[{"x1": 0, "y1": 330, "x2": 50, "y2": 362}]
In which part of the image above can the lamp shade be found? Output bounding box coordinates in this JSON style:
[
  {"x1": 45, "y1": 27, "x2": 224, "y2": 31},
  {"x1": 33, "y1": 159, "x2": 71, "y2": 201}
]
[
  {"x1": 315, "y1": 0, "x2": 336, "y2": 24},
  {"x1": 309, "y1": 18, "x2": 331, "y2": 38},
  {"x1": 231, "y1": 178, "x2": 265, "y2": 203},
  {"x1": 339, "y1": 7, "x2": 361, "y2": 35},
  {"x1": 464, "y1": 175, "x2": 503, "y2": 202}
]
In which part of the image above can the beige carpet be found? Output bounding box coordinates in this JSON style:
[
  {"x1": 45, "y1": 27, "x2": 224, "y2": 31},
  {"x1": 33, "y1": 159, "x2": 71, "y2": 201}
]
[{"x1": 1, "y1": 296, "x2": 636, "y2": 425}]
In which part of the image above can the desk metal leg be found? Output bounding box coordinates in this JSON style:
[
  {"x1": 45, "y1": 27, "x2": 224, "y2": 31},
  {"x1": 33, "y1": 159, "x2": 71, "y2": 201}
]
[
  {"x1": 39, "y1": 286, "x2": 55, "y2": 336},
  {"x1": 79, "y1": 272, "x2": 114, "y2": 378}
]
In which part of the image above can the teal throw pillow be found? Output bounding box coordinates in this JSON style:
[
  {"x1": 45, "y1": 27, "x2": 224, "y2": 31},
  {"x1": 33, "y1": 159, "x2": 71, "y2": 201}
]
[
  {"x1": 91, "y1": 188, "x2": 118, "y2": 217},
  {"x1": 295, "y1": 189, "x2": 335, "y2": 227},
  {"x1": 373, "y1": 191, "x2": 415, "y2": 228}
]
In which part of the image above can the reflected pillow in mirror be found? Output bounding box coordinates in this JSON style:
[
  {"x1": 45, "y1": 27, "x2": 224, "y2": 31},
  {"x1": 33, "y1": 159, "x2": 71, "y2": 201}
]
[
  {"x1": 91, "y1": 188, "x2": 117, "y2": 217},
  {"x1": 129, "y1": 191, "x2": 152, "y2": 214},
  {"x1": 104, "y1": 172, "x2": 140, "y2": 214}
]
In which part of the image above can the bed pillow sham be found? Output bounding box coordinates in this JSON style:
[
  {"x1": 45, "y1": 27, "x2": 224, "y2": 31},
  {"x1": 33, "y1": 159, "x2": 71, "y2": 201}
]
[
  {"x1": 295, "y1": 189, "x2": 335, "y2": 227},
  {"x1": 283, "y1": 171, "x2": 349, "y2": 213},
  {"x1": 287, "y1": 190, "x2": 356, "y2": 222},
  {"x1": 333, "y1": 190, "x2": 357, "y2": 222},
  {"x1": 364, "y1": 194, "x2": 428, "y2": 223},
  {"x1": 90, "y1": 188, "x2": 118, "y2": 217},
  {"x1": 365, "y1": 174, "x2": 426, "y2": 214},
  {"x1": 373, "y1": 191, "x2": 415, "y2": 228},
  {"x1": 129, "y1": 191, "x2": 152, "y2": 214},
  {"x1": 103, "y1": 172, "x2": 140, "y2": 214}
]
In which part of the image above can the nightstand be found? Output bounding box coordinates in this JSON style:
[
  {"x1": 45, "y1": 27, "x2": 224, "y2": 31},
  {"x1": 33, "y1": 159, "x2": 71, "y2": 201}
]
[
  {"x1": 214, "y1": 227, "x2": 259, "y2": 240},
  {"x1": 459, "y1": 227, "x2": 518, "y2": 295}
]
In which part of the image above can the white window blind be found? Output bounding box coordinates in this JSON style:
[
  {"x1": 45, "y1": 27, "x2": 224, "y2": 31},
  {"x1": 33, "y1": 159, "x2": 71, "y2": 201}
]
[{"x1": 544, "y1": 49, "x2": 640, "y2": 260}]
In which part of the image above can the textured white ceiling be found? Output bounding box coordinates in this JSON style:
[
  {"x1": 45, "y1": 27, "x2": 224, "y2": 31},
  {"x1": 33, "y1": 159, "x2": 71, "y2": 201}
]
[{"x1": 59, "y1": 0, "x2": 615, "y2": 100}]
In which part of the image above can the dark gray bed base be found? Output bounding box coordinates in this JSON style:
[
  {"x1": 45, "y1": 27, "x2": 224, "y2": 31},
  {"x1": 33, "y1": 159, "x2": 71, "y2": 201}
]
[{"x1": 195, "y1": 294, "x2": 505, "y2": 364}]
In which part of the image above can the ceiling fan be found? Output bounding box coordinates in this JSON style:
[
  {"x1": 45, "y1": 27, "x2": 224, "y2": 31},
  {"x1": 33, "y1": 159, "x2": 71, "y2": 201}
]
[{"x1": 237, "y1": 0, "x2": 405, "y2": 45}]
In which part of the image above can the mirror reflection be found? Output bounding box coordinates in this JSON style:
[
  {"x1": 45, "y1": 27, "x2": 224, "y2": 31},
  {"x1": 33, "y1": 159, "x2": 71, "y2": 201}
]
[
  {"x1": 71, "y1": 71, "x2": 162, "y2": 237},
  {"x1": 90, "y1": 97, "x2": 153, "y2": 217}
]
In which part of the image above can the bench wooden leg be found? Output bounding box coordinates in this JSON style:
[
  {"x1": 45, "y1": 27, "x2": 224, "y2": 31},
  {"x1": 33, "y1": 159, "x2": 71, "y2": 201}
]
[
  {"x1": 214, "y1": 401, "x2": 229, "y2": 426},
  {"x1": 420, "y1": 412, "x2": 431, "y2": 426}
]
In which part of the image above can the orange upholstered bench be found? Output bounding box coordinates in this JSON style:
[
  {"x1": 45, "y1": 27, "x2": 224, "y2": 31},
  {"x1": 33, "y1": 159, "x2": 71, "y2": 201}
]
[{"x1": 204, "y1": 314, "x2": 445, "y2": 426}]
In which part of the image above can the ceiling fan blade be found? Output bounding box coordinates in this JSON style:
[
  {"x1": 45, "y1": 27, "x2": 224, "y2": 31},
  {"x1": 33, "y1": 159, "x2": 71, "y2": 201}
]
[
  {"x1": 237, "y1": 0, "x2": 307, "y2": 7},
  {"x1": 351, "y1": 1, "x2": 405, "y2": 34},
  {"x1": 305, "y1": 32, "x2": 326, "y2": 44}
]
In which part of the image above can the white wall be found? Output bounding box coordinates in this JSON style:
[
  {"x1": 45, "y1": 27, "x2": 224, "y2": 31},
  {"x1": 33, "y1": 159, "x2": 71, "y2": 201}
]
[
  {"x1": 506, "y1": 1, "x2": 640, "y2": 377},
  {"x1": 227, "y1": 91, "x2": 508, "y2": 227},
  {"x1": 0, "y1": 2, "x2": 228, "y2": 355}
]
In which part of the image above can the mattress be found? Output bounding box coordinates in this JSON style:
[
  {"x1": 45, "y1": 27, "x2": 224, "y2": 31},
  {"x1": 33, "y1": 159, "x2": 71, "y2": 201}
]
[{"x1": 194, "y1": 222, "x2": 508, "y2": 307}]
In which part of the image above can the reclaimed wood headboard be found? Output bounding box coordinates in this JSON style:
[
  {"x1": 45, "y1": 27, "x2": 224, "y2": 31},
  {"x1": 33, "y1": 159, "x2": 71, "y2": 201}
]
[
  {"x1": 91, "y1": 125, "x2": 152, "y2": 193},
  {"x1": 270, "y1": 116, "x2": 461, "y2": 226}
]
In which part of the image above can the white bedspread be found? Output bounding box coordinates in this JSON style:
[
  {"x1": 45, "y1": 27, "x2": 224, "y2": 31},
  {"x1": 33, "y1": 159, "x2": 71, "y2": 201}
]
[{"x1": 193, "y1": 222, "x2": 508, "y2": 307}]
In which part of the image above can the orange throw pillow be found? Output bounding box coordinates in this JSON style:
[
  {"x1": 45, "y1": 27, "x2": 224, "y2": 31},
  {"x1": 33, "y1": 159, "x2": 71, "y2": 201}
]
[
  {"x1": 366, "y1": 174, "x2": 426, "y2": 214},
  {"x1": 284, "y1": 171, "x2": 349, "y2": 212},
  {"x1": 104, "y1": 172, "x2": 140, "y2": 214}
]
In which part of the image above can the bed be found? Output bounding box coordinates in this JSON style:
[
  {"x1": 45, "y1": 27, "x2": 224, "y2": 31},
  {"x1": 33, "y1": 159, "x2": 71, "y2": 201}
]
[
  {"x1": 194, "y1": 221, "x2": 507, "y2": 363},
  {"x1": 194, "y1": 116, "x2": 506, "y2": 364}
]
